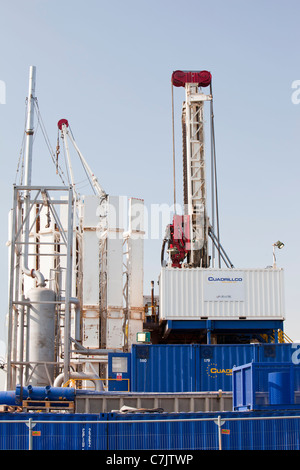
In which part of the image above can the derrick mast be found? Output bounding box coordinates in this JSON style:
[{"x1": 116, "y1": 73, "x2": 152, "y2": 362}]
[
  {"x1": 178, "y1": 72, "x2": 212, "y2": 267},
  {"x1": 162, "y1": 70, "x2": 214, "y2": 269}
]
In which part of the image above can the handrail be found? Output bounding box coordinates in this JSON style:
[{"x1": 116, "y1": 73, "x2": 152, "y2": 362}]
[
  {"x1": 260, "y1": 329, "x2": 293, "y2": 344},
  {"x1": 62, "y1": 377, "x2": 130, "y2": 392}
]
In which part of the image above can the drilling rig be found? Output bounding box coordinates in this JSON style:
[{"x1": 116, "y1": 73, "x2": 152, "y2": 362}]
[{"x1": 157, "y1": 70, "x2": 285, "y2": 345}]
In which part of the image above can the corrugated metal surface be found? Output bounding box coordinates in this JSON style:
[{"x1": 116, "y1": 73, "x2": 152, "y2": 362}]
[
  {"x1": 75, "y1": 390, "x2": 233, "y2": 413},
  {"x1": 0, "y1": 413, "x2": 103, "y2": 450},
  {"x1": 107, "y1": 412, "x2": 218, "y2": 450},
  {"x1": 131, "y1": 344, "x2": 299, "y2": 393},
  {"x1": 105, "y1": 410, "x2": 300, "y2": 451},
  {"x1": 258, "y1": 343, "x2": 298, "y2": 363},
  {"x1": 1, "y1": 410, "x2": 300, "y2": 450},
  {"x1": 196, "y1": 344, "x2": 258, "y2": 391},
  {"x1": 159, "y1": 267, "x2": 285, "y2": 320},
  {"x1": 131, "y1": 344, "x2": 258, "y2": 392},
  {"x1": 131, "y1": 344, "x2": 197, "y2": 392}
]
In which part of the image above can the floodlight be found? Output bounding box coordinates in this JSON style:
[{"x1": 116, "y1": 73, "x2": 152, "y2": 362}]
[
  {"x1": 272, "y1": 240, "x2": 285, "y2": 268},
  {"x1": 275, "y1": 241, "x2": 284, "y2": 250}
]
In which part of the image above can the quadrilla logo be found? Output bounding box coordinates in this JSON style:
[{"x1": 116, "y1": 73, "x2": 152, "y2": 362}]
[
  {"x1": 206, "y1": 363, "x2": 232, "y2": 378},
  {"x1": 291, "y1": 344, "x2": 300, "y2": 364},
  {"x1": 207, "y1": 276, "x2": 243, "y2": 283}
]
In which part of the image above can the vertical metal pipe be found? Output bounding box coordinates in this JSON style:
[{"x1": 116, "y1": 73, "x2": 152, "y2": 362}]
[
  {"x1": 22, "y1": 66, "x2": 45, "y2": 287},
  {"x1": 206, "y1": 320, "x2": 211, "y2": 344},
  {"x1": 17, "y1": 296, "x2": 25, "y2": 386},
  {"x1": 6, "y1": 187, "x2": 18, "y2": 389},
  {"x1": 27, "y1": 417, "x2": 36, "y2": 450},
  {"x1": 23, "y1": 66, "x2": 36, "y2": 274},
  {"x1": 25, "y1": 304, "x2": 30, "y2": 384},
  {"x1": 151, "y1": 280, "x2": 155, "y2": 318},
  {"x1": 217, "y1": 415, "x2": 222, "y2": 450},
  {"x1": 63, "y1": 187, "x2": 74, "y2": 384},
  {"x1": 24, "y1": 66, "x2": 36, "y2": 188},
  {"x1": 12, "y1": 192, "x2": 23, "y2": 388}
]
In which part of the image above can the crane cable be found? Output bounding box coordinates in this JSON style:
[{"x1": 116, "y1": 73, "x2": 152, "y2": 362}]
[
  {"x1": 68, "y1": 124, "x2": 97, "y2": 195},
  {"x1": 34, "y1": 99, "x2": 67, "y2": 185},
  {"x1": 171, "y1": 81, "x2": 176, "y2": 212},
  {"x1": 14, "y1": 98, "x2": 29, "y2": 184},
  {"x1": 210, "y1": 81, "x2": 221, "y2": 268}
]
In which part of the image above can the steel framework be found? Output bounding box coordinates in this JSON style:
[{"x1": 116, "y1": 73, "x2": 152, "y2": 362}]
[
  {"x1": 6, "y1": 185, "x2": 74, "y2": 389},
  {"x1": 183, "y1": 84, "x2": 212, "y2": 267}
]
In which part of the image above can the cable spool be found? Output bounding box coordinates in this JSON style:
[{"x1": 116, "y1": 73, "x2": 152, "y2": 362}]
[{"x1": 57, "y1": 118, "x2": 69, "y2": 130}]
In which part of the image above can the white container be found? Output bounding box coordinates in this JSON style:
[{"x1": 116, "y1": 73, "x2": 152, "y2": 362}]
[{"x1": 159, "y1": 267, "x2": 285, "y2": 320}]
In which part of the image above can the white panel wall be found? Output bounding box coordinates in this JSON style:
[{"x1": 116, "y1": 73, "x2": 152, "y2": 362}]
[
  {"x1": 106, "y1": 314, "x2": 124, "y2": 349},
  {"x1": 82, "y1": 310, "x2": 99, "y2": 348},
  {"x1": 128, "y1": 198, "x2": 144, "y2": 310},
  {"x1": 107, "y1": 237, "x2": 123, "y2": 308},
  {"x1": 80, "y1": 195, "x2": 102, "y2": 349},
  {"x1": 82, "y1": 231, "x2": 99, "y2": 305},
  {"x1": 126, "y1": 198, "x2": 144, "y2": 345},
  {"x1": 81, "y1": 195, "x2": 101, "y2": 306},
  {"x1": 105, "y1": 196, "x2": 125, "y2": 349},
  {"x1": 106, "y1": 195, "x2": 124, "y2": 309},
  {"x1": 159, "y1": 267, "x2": 285, "y2": 320}
]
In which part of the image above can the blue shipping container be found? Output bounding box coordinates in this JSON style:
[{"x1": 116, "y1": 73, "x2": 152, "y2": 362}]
[
  {"x1": 131, "y1": 343, "x2": 300, "y2": 393},
  {"x1": 232, "y1": 362, "x2": 300, "y2": 411},
  {"x1": 131, "y1": 344, "x2": 197, "y2": 392},
  {"x1": 130, "y1": 344, "x2": 258, "y2": 392}
]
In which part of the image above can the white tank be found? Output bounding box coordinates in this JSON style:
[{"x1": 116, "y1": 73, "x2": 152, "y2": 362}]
[{"x1": 27, "y1": 287, "x2": 56, "y2": 386}]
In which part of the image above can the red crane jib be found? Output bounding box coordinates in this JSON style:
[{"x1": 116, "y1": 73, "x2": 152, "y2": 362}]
[{"x1": 172, "y1": 70, "x2": 212, "y2": 88}]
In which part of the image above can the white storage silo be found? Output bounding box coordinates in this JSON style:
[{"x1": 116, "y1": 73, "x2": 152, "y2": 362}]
[{"x1": 27, "y1": 287, "x2": 56, "y2": 386}]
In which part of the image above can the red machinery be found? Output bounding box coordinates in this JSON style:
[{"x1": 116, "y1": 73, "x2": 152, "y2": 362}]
[
  {"x1": 161, "y1": 215, "x2": 191, "y2": 268},
  {"x1": 161, "y1": 69, "x2": 232, "y2": 270},
  {"x1": 171, "y1": 70, "x2": 212, "y2": 88}
]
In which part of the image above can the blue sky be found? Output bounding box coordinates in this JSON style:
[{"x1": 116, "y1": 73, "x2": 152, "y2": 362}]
[{"x1": 0, "y1": 0, "x2": 300, "y2": 350}]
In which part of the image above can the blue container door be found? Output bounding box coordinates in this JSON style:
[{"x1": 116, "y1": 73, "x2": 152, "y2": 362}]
[
  {"x1": 196, "y1": 344, "x2": 258, "y2": 391},
  {"x1": 268, "y1": 371, "x2": 292, "y2": 405},
  {"x1": 131, "y1": 345, "x2": 197, "y2": 392},
  {"x1": 108, "y1": 353, "x2": 131, "y2": 391}
]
